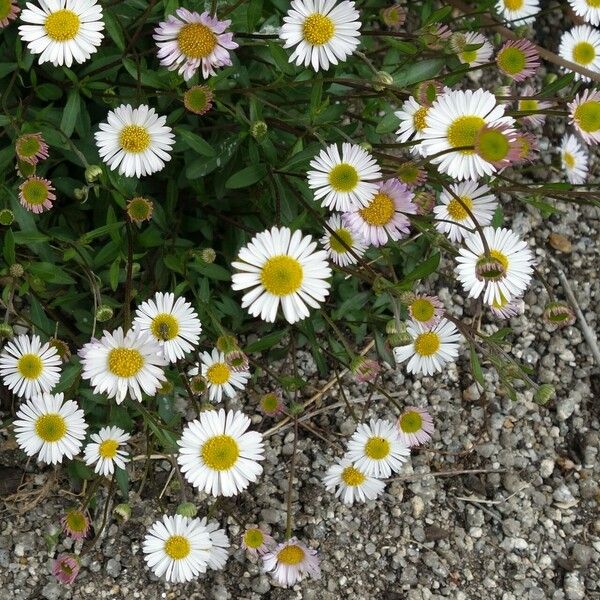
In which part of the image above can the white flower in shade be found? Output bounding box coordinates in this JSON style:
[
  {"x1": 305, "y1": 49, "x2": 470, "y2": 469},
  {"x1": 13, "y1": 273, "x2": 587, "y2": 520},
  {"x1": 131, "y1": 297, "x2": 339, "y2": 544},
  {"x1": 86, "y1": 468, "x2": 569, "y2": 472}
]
[
  {"x1": 457, "y1": 31, "x2": 493, "y2": 67},
  {"x1": 433, "y1": 181, "x2": 497, "y2": 243},
  {"x1": 279, "y1": 0, "x2": 361, "y2": 71},
  {"x1": 558, "y1": 25, "x2": 600, "y2": 82},
  {"x1": 262, "y1": 537, "x2": 321, "y2": 587},
  {"x1": 496, "y1": 0, "x2": 539, "y2": 26},
  {"x1": 133, "y1": 292, "x2": 202, "y2": 363},
  {"x1": 407, "y1": 294, "x2": 444, "y2": 329},
  {"x1": 0, "y1": 334, "x2": 61, "y2": 400},
  {"x1": 420, "y1": 89, "x2": 515, "y2": 180},
  {"x1": 455, "y1": 227, "x2": 534, "y2": 306},
  {"x1": 345, "y1": 419, "x2": 409, "y2": 477},
  {"x1": 393, "y1": 318, "x2": 461, "y2": 376},
  {"x1": 13, "y1": 393, "x2": 87, "y2": 465},
  {"x1": 320, "y1": 214, "x2": 366, "y2": 267},
  {"x1": 343, "y1": 178, "x2": 416, "y2": 246},
  {"x1": 395, "y1": 96, "x2": 430, "y2": 156},
  {"x1": 189, "y1": 348, "x2": 249, "y2": 403},
  {"x1": 307, "y1": 143, "x2": 381, "y2": 211},
  {"x1": 397, "y1": 406, "x2": 434, "y2": 447},
  {"x1": 201, "y1": 518, "x2": 230, "y2": 570},
  {"x1": 79, "y1": 327, "x2": 168, "y2": 404},
  {"x1": 83, "y1": 425, "x2": 130, "y2": 477},
  {"x1": 560, "y1": 134, "x2": 588, "y2": 184},
  {"x1": 231, "y1": 226, "x2": 331, "y2": 324},
  {"x1": 177, "y1": 409, "x2": 264, "y2": 497},
  {"x1": 568, "y1": 88, "x2": 600, "y2": 144},
  {"x1": 18, "y1": 0, "x2": 104, "y2": 67},
  {"x1": 94, "y1": 104, "x2": 175, "y2": 178},
  {"x1": 569, "y1": 0, "x2": 600, "y2": 26},
  {"x1": 490, "y1": 295, "x2": 525, "y2": 319},
  {"x1": 153, "y1": 8, "x2": 238, "y2": 80},
  {"x1": 241, "y1": 524, "x2": 274, "y2": 556},
  {"x1": 323, "y1": 458, "x2": 385, "y2": 505},
  {"x1": 143, "y1": 515, "x2": 212, "y2": 583}
]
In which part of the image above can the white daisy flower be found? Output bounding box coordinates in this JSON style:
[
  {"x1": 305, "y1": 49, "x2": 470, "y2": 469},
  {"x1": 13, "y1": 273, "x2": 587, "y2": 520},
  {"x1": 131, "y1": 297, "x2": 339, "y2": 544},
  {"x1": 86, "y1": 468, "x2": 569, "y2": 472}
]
[
  {"x1": 142, "y1": 514, "x2": 212, "y2": 583},
  {"x1": 153, "y1": 8, "x2": 238, "y2": 81},
  {"x1": 345, "y1": 418, "x2": 409, "y2": 477},
  {"x1": 231, "y1": 226, "x2": 331, "y2": 324},
  {"x1": 83, "y1": 425, "x2": 130, "y2": 477},
  {"x1": 18, "y1": 0, "x2": 104, "y2": 67},
  {"x1": 0, "y1": 334, "x2": 61, "y2": 400},
  {"x1": 396, "y1": 406, "x2": 434, "y2": 447},
  {"x1": 496, "y1": 0, "x2": 539, "y2": 26},
  {"x1": 177, "y1": 409, "x2": 265, "y2": 497},
  {"x1": 420, "y1": 89, "x2": 516, "y2": 181},
  {"x1": 201, "y1": 518, "x2": 230, "y2": 570},
  {"x1": 13, "y1": 392, "x2": 87, "y2": 465},
  {"x1": 569, "y1": 0, "x2": 600, "y2": 26},
  {"x1": 94, "y1": 104, "x2": 175, "y2": 178},
  {"x1": 323, "y1": 458, "x2": 385, "y2": 505},
  {"x1": 433, "y1": 181, "x2": 498, "y2": 243},
  {"x1": 307, "y1": 142, "x2": 381, "y2": 211},
  {"x1": 189, "y1": 348, "x2": 249, "y2": 403},
  {"x1": 79, "y1": 327, "x2": 168, "y2": 404},
  {"x1": 568, "y1": 88, "x2": 600, "y2": 144},
  {"x1": 279, "y1": 0, "x2": 361, "y2": 71},
  {"x1": 262, "y1": 537, "x2": 321, "y2": 587},
  {"x1": 320, "y1": 213, "x2": 366, "y2": 267},
  {"x1": 393, "y1": 318, "x2": 461, "y2": 376},
  {"x1": 457, "y1": 31, "x2": 493, "y2": 67},
  {"x1": 133, "y1": 292, "x2": 202, "y2": 363},
  {"x1": 560, "y1": 134, "x2": 589, "y2": 183},
  {"x1": 455, "y1": 227, "x2": 534, "y2": 306},
  {"x1": 490, "y1": 295, "x2": 525, "y2": 319},
  {"x1": 343, "y1": 178, "x2": 416, "y2": 246},
  {"x1": 395, "y1": 95, "x2": 431, "y2": 156},
  {"x1": 558, "y1": 25, "x2": 600, "y2": 82}
]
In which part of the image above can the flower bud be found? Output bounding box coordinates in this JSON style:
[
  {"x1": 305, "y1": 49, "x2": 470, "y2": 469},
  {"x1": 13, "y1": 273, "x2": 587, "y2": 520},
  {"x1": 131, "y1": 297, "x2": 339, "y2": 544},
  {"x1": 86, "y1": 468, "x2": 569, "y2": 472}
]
[
  {"x1": 250, "y1": 121, "x2": 268, "y2": 141},
  {"x1": 113, "y1": 503, "x2": 131, "y2": 522},
  {"x1": 351, "y1": 356, "x2": 381, "y2": 383},
  {"x1": 176, "y1": 502, "x2": 198, "y2": 518},
  {"x1": 49, "y1": 337, "x2": 70, "y2": 361},
  {"x1": 16, "y1": 159, "x2": 36, "y2": 178},
  {"x1": 380, "y1": 4, "x2": 407, "y2": 29},
  {"x1": 225, "y1": 349, "x2": 249, "y2": 372},
  {"x1": 216, "y1": 335, "x2": 238, "y2": 354},
  {"x1": 288, "y1": 401, "x2": 304, "y2": 416},
  {"x1": 413, "y1": 191, "x2": 435, "y2": 215},
  {"x1": 388, "y1": 331, "x2": 412, "y2": 347},
  {"x1": 189, "y1": 375, "x2": 208, "y2": 395},
  {"x1": 386, "y1": 319, "x2": 399, "y2": 335},
  {"x1": 127, "y1": 196, "x2": 154, "y2": 224},
  {"x1": 9, "y1": 263, "x2": 24, "y2": 278},
  {"x1": 96, "y1": 305, "x2": 114, "y2": 322},
  {"x1": 534, "y1": 384, "x2": 555, "y2": 405},
  {"x1": 0, "y1": 323, "x2": 13, "y2": 339},
  {"x1": 74, "y1": 187, "x2": 88, "y2": 201},
  {"x1": 475, "y1": 255, "x2": 507, "y2": 282},
  {"x1": 372, "y1": 70, "x2": 394, "y2": 91},
  {"x1": 0, "y1": 209, "x2": 14, "y2": 226},
  {"x1": 157, "y1": 380, "x2": 174, "y2": 395},
  {"x1": 201, "y1": 248, "x2": 216, "y2": 264},
  {"x1": 85, "y1": 165, "x2": 103, "y2": 183},
  {"x1": 543, "y1": 301, "x2": 576, "y2": 328}
]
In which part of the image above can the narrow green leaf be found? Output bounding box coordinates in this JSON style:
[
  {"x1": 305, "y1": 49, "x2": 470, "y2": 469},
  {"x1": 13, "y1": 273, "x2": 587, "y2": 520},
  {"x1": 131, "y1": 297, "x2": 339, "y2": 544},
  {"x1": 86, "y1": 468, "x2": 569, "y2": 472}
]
[
  {"x1": 176, "y1": 127, "x2": 216, "y2": 157},
  {"x1": 60, "y1": 89, "x2": 80, "y2": 137},
  {"x1": 225, "y1": 164, "x2": 268, "y2": 189},
  {"x1": 469, "y1": 346, "x2": 485, "y2": 387}
]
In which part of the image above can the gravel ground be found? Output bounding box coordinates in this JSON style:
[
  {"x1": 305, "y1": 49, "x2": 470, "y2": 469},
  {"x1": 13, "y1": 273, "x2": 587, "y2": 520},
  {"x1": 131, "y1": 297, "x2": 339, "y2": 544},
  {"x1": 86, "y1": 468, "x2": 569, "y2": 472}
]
[{"x1": 0, "y1": 194, "x2": 599, "y2": 600}]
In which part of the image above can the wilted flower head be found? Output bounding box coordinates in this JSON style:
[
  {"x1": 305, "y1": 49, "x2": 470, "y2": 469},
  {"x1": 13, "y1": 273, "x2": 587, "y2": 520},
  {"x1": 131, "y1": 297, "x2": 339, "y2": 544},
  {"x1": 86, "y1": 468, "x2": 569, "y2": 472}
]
[
  {"x1": 127, "y1": 196, "x2": 154, "y2": 224},
  {"x1": 225, "y1": 349, "x2": 249, "y2": 372},
  {"x1": 241, "y1": 524, "x2": 274, "y2": 556},
  {"x1": 19, "y1": 176, "x2": 55, "y2": 214},
  {"x1": 396, "y1": 161, "x2": 426, "y2": 187},
  {"x1": 0, "y1": 208, "x2": 14, "y2": 226},
  {"x1": 351, "y1": 356, "x2": 381, "y2": 383},
  {"x1": 189, "y1": 374, "x2": 208, "y2": 395},
  {"x1": 415, "y1": 80, "x2": 445, "y2": 106},
  {"x1": 48, "y1": 337, "x2": 71, "y2": 362},
  {"x1": 183, "y1": 85, "x2": 214, "y2": 115},
  {"x1": 543, "y1": 301, "x2": 576, "y2": 328},
  {"x1": 52, "y1": 553, "x2": 80, "y2": 585},
  {"x1": 259, "y1": 392, "x2": 284, "y2": 416},
  {"x1": 413, "y1": 191, "x2": 435, "y2": 215},
  {"x1": 62, "y1": 509, "x2": 91, "y2": 541},
  {"x1": 513, "y1": 131, "x2": 539, "y2": 165},
  {"x1": 380, "y1": 4, "x2": 407, "y2": 29},
  {"x1": 15, "y1": 132, "x2": 48, "y2": 165}
]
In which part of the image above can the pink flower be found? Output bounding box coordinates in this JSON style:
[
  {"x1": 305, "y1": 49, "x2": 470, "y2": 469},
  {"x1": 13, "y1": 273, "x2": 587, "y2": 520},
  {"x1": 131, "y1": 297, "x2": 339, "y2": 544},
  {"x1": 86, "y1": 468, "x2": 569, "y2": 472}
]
[
  {"x1": 52, "y1": 553, "x2": 80, "y2": 584},
  {"x1": 15, "y1": 132, "x2": 49, "y2": 165},
  {"x1": 397, "y1": 406, "x2": 434, "y2": 447},
  {"x1": 516, "y1": 85, "x2": 552, "y2": 127},
  {"x1": 241, "y1": 524, "x2": 274, "y2": 556},
  {"x1": 408, "y1": 294, "x2": 444, "y2": 328},
  {"x1": 568, "y1": 87, "x2": 600, "y2": 144},
  {"x1": 61, "y1": 509, "x2": 91, "y2": 541},
  {"x1": 351, "y1": 357, "x2": 380, "y2": 383},
  {"x1": 496, "y1": 39, "x2": 540, "y2": 82},
  {"x1": 18, "y1": 176, "x2": 55, "y2": 214},
  {"x1": 0, "y1": 0, "x2": 19, "y2": 28}
]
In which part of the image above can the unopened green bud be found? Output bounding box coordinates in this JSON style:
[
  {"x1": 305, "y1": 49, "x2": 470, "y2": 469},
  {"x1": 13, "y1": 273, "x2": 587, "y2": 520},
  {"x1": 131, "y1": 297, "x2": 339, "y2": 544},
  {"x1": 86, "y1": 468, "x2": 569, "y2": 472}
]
[
  {"x1": 250, "y1": 121, "x2": 268, "y2": 141},
  {"x1": 388, "y1": 331, "x2": 412, "y2": 347},
  {"x1": 201, "y1": 248, "x2": 216, "y2": 264},
  {"x1": 372, "y1": 70, "x2": 394, "y2": 91},
  {"x1": 96, "y1": 305, "x2": 114, "y2": 322},
  {"x1": 49, "y1": 337, "x2": 70, "y2": 361},
  {"x1": 85, "y1": 165, "x2": 103, "y2": 183},
  {"x1": 288, "y1": 401, "x2": 304, "y2": 416},
  {"x1": 360, "y1": 142, "x2": 373, "y2": 153},
  {"x1": 157, "y1": 380, "x2": 174, "y2": 395},
  {"x1": 0, "y1": 209, "x2": 14, "y2": 226},
  {"x1": 216, "y1": 335, "x2": 238, "y2": 354},
  {"x1": 386, "y1": 319, "x2": 399, "y2": 335},
  {"x1": 176, "y1": 502, "x2": 197, "y2": 518},
  {"x1": 74, "y1": 187, "x2": 88, "y2": 201},
  {"x1": 30, "y1": 276, "x2": 45, "y2": 293},
  {"x1": 9, "y1": 263, "x2": 24, "y2": 278},
  {"x1": 534, "y1": 384, "x2": 555, "y2": 405},
  {"x1": 16, "y1": 160, "x2": 36, "y2": 178},
  {"x1": 189, "y1": 375, "x2": 208, "y2": 395},
  {"x1": 113, "y1": 503, "x2": 131, "y2": 522},
  {"x1": 0, "y1": 323, "x2": 13, "y2": 339},
  {"x1": 199, "y1": 402, "x2": 215, "y2": 412}
]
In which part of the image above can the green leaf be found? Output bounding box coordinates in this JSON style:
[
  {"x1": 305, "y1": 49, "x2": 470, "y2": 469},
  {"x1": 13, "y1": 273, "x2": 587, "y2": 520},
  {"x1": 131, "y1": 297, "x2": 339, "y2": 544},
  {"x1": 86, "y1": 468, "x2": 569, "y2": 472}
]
[
  {"x1": 190, "y1": 262, "x2": 231, "y2": 282},
  {"x1": 28, "y1": 295, "x2": 54, "y2": 336},
  {"x1": 376, "y1": 111, "x2": 400, "y2": 134},
  {"x1": 0, "y1": 63, "x2": 17, "y2": 79},
  {"x1": 225, "y1": 164, "x2": 268, "y2": 189},
  {"x1": 395, "y1": 58, "x2": 445, "y2": 87},
  {"x1": 268, "y1": 42, "x2": 294, "y2": 75},
  {"x1": 539, "y1": 72, "x2": 575, "y2": 98},
  {"x1": 176, "y1": 127, "x2": 216, "y2": 157},
  {"x1": 245, "y1": 329, "x2": 286, "y2": 353},
  {"x1": 469, "y1": 346, "x2": 485, "y2": 387},
  {"x1": 401, "y1": 253, "x2": 440, "y2": 284},
  {"x1": 115, "y1": 467, "x2": 129, "y2": 499},
  {"x1": 60, "y1": 89, "x2": 80, "y2": 137},
  {"x1": 104, "y1": 11, "x2": 126, "y2": 51},
  {"x1": 3, "y1": 229, "x2": 15, "y2": 265},
  {"x1": 491, "y1": 205, "x2": 504, "y2": 228}
]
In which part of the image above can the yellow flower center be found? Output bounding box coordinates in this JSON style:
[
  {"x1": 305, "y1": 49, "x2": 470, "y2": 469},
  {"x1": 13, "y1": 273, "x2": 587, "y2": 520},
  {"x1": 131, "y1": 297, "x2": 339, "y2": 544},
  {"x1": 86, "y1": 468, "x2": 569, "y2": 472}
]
[
  {"x1": 177, "y1": 22, "x2": 217, "y2": 58},
  {"x1": 504, "y1": 0, "x2": 524, "y2": 9},
  {"x1": 328, "y1": 163, "x2": 359, "y2": 192},
  {"x1": 164, "y1": 535, "x2": 191, "y2": 560},
  {"x1": 150, "y1": 313, "x2": 180, "y2": 341},
  {"x1": 243, "y1": 528, "x2": 265, "y2": 549},
  {"x1": 329, "y1": 227, "x2": 354, "y2": 254},
  {"x1": 341, "y1": 465, "x2": 366, "y2": 486},
  {"x1": 201, "y1": 434, "x2": 240, "y2": 471},
  {"x1": 21, "y1": 179, "x2": 49, "y2": 206},
  {"x1": 98, "y1": 439, "x2": 119, "y2": 459},
  {"x1": 303, "y1": 13, "x2": 335, "y2": 46},
  {"x1": 359, "y1": 192, "x2": 395, "y2": 226},
  {"x1": 0, "y1": 0, "x2": 12, "y2": 20},
  {"x1": 44, "y1": 9, "x2": 80, "y2": 42},
  {"x1": 492, "y1": 292, "x2": 509, "y2": 309},
  {"x1": 413, "y1": 106, "x2": 429, "y2": 131},
  {"x1": 414, "y1": 331, "x2": 441, "y2": 357},
  {"x1": 260, "y1": 255, "x2": 304, "y2": 296},
  {"x1": 563, "y1": 151, "x2": 575, "y2": 169},
  {"x1": 107, "y1": 348, "x2": 144, "y2": 378},
  {"x1": 477, "y1": 129, "x2": 510, "y2": 162},
  {"x1": 17, "y1": 353, "x2": 43, "y2": 378},
  {"x1": 65, "y1": 510, "x2": 88, "y2": 533},
  {"x1": 587, "y1": 0, "x2": 600, "y2": 7},
  {"x1": 119, "y1": 125, "x2": 151, "y2": 153},
  {"x1": 574, "y1": 101, "x2": 600, "y2": 133},
  {"x1": 364, "y1": 436, "x2": 391, "y2": 459},
  {"x1": 410, "y1": 298, "x2": 435, "y2": 322},
  {"x1": 261, "y1": 393, "x2": 279, "y2": 412},
  {"x1": 205, "y1": 362, "x2": 231, "y2": 385},
  {"x1": 447, "y1": 115, "x2": 485, "y2": 154},
  {"x1": 446, "y1": 195, "x2": 473, "y2": 221},
  {"x1": 490, "y1": 249, "x2": 509, "y2": 271},
  {"x1": 497, "y1": 47, "x2": 526, "y2": 75},
  {"x1": 399, "y1": 410, "x2": 423, "y2": 433},
  {"x1": 572, "y1": 41, "x2": 596, "y2": 65},
  {"x1": 35, "y1": 413, "x2": 67, "y2": 442},
  {"x1": 460, "y1": 49, "x2": 478, "y2": 64},
  {"x1": 277, "y1": 544, "x2": 305, "y2": 565},
  {"x1": 17, "y1": 136, "x2": 42, "y2": 158},
  {"x1": 518, "y1": 99, "x2": 539, "y2": 111}
]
